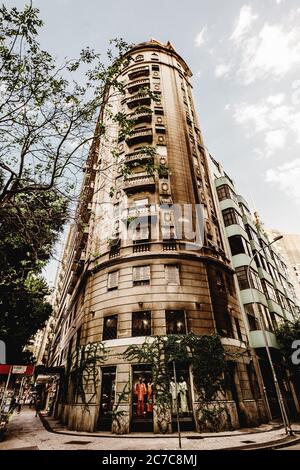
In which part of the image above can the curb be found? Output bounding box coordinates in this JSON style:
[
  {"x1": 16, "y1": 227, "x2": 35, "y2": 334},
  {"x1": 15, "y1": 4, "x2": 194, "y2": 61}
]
[
  {"x1": 220, "y1": 433, "x2": 300, "y2": 451},
  {"x1": 38, "y1": 413, "x2": 295, "y2": 443}
]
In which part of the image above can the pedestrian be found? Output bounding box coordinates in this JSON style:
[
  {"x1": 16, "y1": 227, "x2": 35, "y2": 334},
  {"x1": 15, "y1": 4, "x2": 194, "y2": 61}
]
[
  {"x1": 9, "y1": 396, "x2": 16, "y2": 413},
  {"x1": 29, "y1": 397, "x2": 34, "y2": 409},
  {"x1": 17, "y1": 396, "x2": 24, "y2": 413},
  {"x1": 35, "y1": 397, "x2": 41, "y2": 417}
]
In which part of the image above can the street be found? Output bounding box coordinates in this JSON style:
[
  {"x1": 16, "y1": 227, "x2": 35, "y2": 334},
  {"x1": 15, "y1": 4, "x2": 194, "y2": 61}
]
[{"x1": 0, "y1": 408, "x2": 299, "y2": 451}]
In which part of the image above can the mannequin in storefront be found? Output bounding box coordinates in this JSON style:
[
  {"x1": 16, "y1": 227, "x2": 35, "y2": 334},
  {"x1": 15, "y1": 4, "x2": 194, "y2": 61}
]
[
  {"x1": 178, "y1": 376, "x2": 188, "y2": 413},
  {"x1": 169, "y1": 377, "x2": 178, "y2": 413},
  {"x1": 135, "y1": 377, "x2": 146, "y2": 416},
  {"x1": 146, "y1": 378, "x2": 153, "y2": 413}
]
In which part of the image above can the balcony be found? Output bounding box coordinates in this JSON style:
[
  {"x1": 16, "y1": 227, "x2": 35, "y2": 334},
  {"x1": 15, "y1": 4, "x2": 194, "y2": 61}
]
[
  {"x1": 124, "y1": 204, "x2": 156, "y2": 220},
  {"x1": 128, "y1": 66, "x2": 150, "y2": 80},
  {"x1": 126, "y1": 128, "x2": 153, "y2": 146},
  {"x1": 249, "y1": 330, "x2": 279, "y2": 349},
  {"x1": 133, "y1": 242, "x2": 150, "y2": 253},
  {"x1": 123, "y1": 174, "x2": 156, "y2": 193},
  {"x1": 125, "y1": 150, "x2": 154, "y2": 165},
  {"x1": 130, "y1": 109, "x2": 152, "y2": 125},
  {"x1": 127, "y1": 78, "x2": 150, "y2": 94},
  {"x1": 127, "y1": 93, "x2": 151, "y2": 109}
]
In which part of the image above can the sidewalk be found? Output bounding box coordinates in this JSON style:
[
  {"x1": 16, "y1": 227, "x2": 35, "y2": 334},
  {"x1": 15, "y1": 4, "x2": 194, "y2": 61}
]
[{"x1": 1, "y1": 407, "x2": 300, "y2": 450}]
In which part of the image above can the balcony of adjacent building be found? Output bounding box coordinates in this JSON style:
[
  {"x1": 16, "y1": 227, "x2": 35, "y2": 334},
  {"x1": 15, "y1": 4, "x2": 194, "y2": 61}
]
[
  {"x1": 123, "y1": 172, "x2": 156, "y2": 193},
  {"x1": 125, "y1": 127, "x2": 153, "y2": 146}
]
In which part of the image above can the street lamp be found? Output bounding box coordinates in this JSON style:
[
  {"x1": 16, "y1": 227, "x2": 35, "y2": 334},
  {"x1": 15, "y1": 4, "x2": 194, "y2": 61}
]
[{"x1": 246, "y1": 235, "x2": 293, "y2": 435}]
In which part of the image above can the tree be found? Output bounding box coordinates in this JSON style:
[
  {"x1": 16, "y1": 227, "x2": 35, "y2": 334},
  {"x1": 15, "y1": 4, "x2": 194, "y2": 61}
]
[
  {"x1": 0, "y1": 3, "x2": 132, "y2": 204},
  {"x1": 0, "y1": 187, "x2": 68, "y2": 362}
]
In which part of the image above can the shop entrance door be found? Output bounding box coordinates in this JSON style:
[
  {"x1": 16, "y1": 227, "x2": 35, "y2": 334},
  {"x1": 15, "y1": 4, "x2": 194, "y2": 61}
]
[{"x1": 97, "y1": 366, "x2": 116, "y2": 431}]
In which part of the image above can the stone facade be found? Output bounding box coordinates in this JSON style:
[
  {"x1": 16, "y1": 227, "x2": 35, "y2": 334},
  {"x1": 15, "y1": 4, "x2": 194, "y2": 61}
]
[{"x1": 48, "y1": 40, "x2": 269, "y2": 433}]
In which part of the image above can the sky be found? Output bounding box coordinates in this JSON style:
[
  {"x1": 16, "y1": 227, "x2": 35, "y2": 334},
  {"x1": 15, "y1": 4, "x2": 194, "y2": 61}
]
[{"x1": 5, "y1": 0, "x2": 300, "y2": 285}]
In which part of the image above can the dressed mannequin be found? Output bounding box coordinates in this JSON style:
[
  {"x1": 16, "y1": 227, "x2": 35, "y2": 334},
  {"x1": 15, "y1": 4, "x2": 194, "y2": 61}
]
[
  {"x1": 146, "y1": 379, "x2": 153, "y2": 413},
  {"x1": 135, "y1": 377, "x2": 146, "y2": 416},
  {"x1": 178, "y1": 376, "x2": 188, "y2": 413},
  {"x1": 169, "y1": 377, "x2": 177, "y2": 413}
]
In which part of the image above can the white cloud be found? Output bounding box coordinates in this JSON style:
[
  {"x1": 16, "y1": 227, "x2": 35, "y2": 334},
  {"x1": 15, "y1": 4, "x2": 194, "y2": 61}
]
[
  {"x1": 264, "y1": 129, "x2": 287, "y2": 157},
  {"x1": 266, "y1": 94, "x2": 285, "y2": 106},
  {"x1": 231, "y1": 5, "x2": 258, "y2": 44},
  {"x1": 276, "y1": 0, "x2": 285, "y2": 4},
  {"x1": 266, "y1": 159, "x2": 300, "y2": 203},
  {"x1": 195, "y1": 26, "x2": 208, "y2": 47},
  {"x1": 229, "y1": 90, "x2": 300, "y2": 157},
  {"x1": 237, "y1": 23, "x2": 300, "y2": 84},
  {"x1": 215, "y1": 62, "x2": 231, "y2": 78}
]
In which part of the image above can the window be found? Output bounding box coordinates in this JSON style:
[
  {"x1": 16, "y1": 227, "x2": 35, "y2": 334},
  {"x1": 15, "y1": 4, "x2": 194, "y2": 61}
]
[
  {"x1": 132, "y1": 221, "x2": 150, "y2": 243},
  {"x1": 244, "y1": 304, "x2": 259, "y2": 331},
  {"x1": 228, "y1": 235, "x2": 248, "y2": 256},
  {"x1": 166, "y1": 310, "x2": 186, "y2": 335},
  {"x1": 152, "y1": 64, "x2": 160, "y2": 71},
  {"x1": 245, "y1": 224, "x2": 259, "y2": 244},
  {"x1": 165, "y1": 265, "x2": 180, "y2": 285},
  {"x1": 216, "y1": 271, "x2": 225, "y2": 292},
  {"x1": 132, "y1": 311, "x2": 151, "y2": 336},
  {"x1": 236, "y1": 266, "x2": 261, "y2": 291},
  {"x1": 261, "y1": 279, "x2": 277, "y2": 302},
  {"x1": 258, "y1": 304, "x2": 273, "y2": 331},
  {"x1": 108, "y1": 271, "x2": 119, "y2": 290},
  {"x1": 217, "y1": 184, "x2": 231, "y2": 201},
  {"x1": 222, "y1": 208, "x2": 243, "y2": 227},
  {"x1": 135, "y1": 54, "x2": 144, "y2": 62},
  {"x1": 133, "y1": 265, "x2": 150, "y2": 286},
  {"x1": 103, "y1": 315, "x2": 118, "y2": 340},
  {"x1": 234, "y1": 318, "x2": 243, "y2": 341}
]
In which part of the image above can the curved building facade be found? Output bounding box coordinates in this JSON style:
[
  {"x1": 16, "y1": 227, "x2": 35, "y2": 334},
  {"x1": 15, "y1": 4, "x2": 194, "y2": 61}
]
[{"x1": 49, "y1": 40, "x2": 268, "y2": 433}]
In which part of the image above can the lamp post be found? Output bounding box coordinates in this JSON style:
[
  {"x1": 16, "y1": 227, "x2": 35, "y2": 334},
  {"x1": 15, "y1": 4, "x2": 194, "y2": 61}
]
[{"x1": 246, "y1": 235, "x2": 293, "y2": 435}]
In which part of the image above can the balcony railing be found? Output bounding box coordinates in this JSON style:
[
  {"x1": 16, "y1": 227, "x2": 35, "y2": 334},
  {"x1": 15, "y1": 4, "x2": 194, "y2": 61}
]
[
  {"x1": 123, "y1": 204, "x2": 156, "y2": 220},
  {"x1": 127, "y1": 78, "x2": 150, "y2": 94},
  {"x1": 125, "y1": 150, "x2": 154, "y2": 165},
  {"x1": 128, "y1": 66, "x2": 150, "y2": 80},
  {"x1": 123, "y1": 174, "x2": 156, "y2": 192},
  {"x1": 130, "y1": 110, "x2": 152, "y2": 124},
  {"x1": 126, "y1": 128, "x2": 153, "y2": 146},
  {"x1": 127, "y1": 94, "x2": 151, "y2": 109}
]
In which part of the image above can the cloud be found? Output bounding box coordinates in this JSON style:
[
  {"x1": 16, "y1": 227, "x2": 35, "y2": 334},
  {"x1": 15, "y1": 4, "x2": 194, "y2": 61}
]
[
  {"x1": 238, "y1": 23, "x2": 300, "y2": 84},
  {"x1": 229, "y1": 90, "x2": 300, "y2": 157},
  {"x1": 231, "y1": 5, "x2": 258, "y2": 44},
  {"x1": 195, "y1": 26, "x2": 208, "y2": 47},
  {"x1": 266, "y1": 159, "x2": 300, "y2": 203},
  {"x1": 276, "y1": 0, "x2": 285, "y2": 4},
  {"x1": 215, "y1": 62, "x2": 231, "y2": 78},
  {"x1": 264, "y1": 129, "x2": 287, "y2": 157}
]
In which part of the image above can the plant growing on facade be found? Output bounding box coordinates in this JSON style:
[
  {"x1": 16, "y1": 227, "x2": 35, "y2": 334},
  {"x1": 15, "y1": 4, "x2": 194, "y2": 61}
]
[
  {"x1": 65, "y1": 341, "x2": 109, "y2": 411},
  {"x1": 111, "y1": 382, "x2": 130, "y2": 435}
]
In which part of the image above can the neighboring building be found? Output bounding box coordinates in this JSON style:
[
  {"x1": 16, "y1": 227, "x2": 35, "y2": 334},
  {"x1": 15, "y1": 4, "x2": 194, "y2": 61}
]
[
  {"x1": 266, "y1": 231, "x2": 300, "y2": 305},
  {"x1": 48, "y1": 40, "x2": 270, "y2": 433},
  {"x1": 209, "y1": 155, "x2": 300, "y2": 417}
]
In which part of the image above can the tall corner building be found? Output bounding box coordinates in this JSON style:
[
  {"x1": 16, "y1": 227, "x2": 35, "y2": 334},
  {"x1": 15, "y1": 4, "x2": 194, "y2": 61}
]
[{"x1": 48, "y1": 40, "x2": 270, "y2": 433}]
